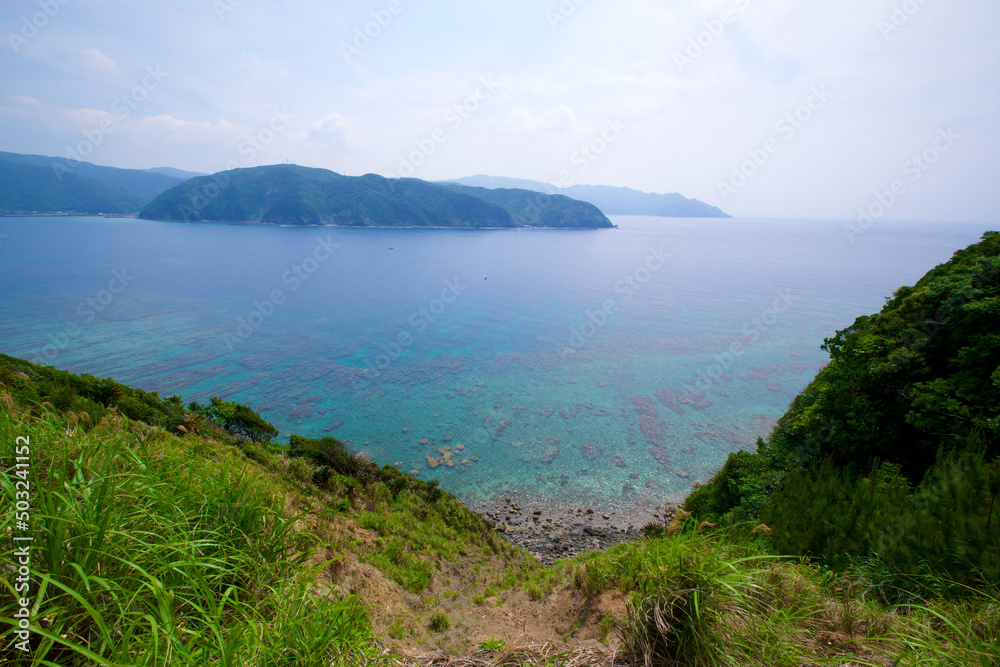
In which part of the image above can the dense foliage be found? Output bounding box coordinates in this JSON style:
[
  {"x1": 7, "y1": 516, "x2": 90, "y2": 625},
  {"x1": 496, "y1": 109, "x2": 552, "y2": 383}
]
[
  {"x1": 0, "y1": 354, "x2": 283, "y2": 450},
  {"x1": 686, "y1": 231, "x2": 1000, "y2": 587},
  {"x1": 139, "y1": 164, "x2": 613, "y2": 228},
  {"x1": 765, "y1": 451, "x2": 999, "y2": 592},
  {"x1": 0, "y1": 354, "x2": 187, "y2": 428}
]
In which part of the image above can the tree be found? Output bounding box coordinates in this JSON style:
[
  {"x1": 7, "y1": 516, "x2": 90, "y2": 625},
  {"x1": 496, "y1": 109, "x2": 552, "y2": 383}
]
[
  {"x1": 188, "y1": 397, "x2": 278, "y2": 444},
  {"x1": 688, "y1": 232, "x2": 1000, "y2": 523}
]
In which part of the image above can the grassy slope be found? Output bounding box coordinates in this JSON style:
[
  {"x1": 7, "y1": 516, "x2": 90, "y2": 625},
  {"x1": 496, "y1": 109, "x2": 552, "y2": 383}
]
[
  {"x1": 0, "y1": 357, "x2": 537, "y2": 664},
  {"x1": 2, "y1": 356, "x2": 997, "y2": 665}
]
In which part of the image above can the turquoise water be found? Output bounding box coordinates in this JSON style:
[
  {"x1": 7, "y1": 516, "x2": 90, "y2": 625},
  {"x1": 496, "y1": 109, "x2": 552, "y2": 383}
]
[{"x1": 0, "y1": 215, "x2": 990, "y2": 513}]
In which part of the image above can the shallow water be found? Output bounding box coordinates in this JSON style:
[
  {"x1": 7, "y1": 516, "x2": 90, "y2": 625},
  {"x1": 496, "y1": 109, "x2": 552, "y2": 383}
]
[{"x1": 0, "y1": 214, "x2": 989, "y2": 512}]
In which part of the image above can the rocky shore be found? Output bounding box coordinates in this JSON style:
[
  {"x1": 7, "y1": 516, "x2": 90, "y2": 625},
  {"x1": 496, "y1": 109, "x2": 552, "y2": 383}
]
[{"x1": 475, "y1": 493, "x2": 683, "y2": 565}]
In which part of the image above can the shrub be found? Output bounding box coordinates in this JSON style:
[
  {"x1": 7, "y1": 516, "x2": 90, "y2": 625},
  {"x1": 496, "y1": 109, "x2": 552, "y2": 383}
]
[
  {"x1": 0, "y1": 356, "x2": 188, "y2": 430},
  {"x1": 478, "y1": 636, "x2": 506, "y2": 652},
  {"x1": 289, "y1": 434, "x2": 373, "y2": 478},
  {"x1": 685, "y1": 445, "x2": 785, "y2": 523},
  {"x1": 189, "y1": 396, "x2": 278, "y2": 444},
  {"x1": 429, "y1": 611, "x2": 450, "y2": 632},
  {"x1": 766, "y1": 448, "x2": 1000, "y2": 591},
  {"x1": 312, "y1": 464, "x2": 332, "y2": 487},
  {"x1": 286, "y1": 456, "x2": 314, "y2": 484},
  {"x1": 642, "y1": 521, "x2": 665, "y2": 538}
]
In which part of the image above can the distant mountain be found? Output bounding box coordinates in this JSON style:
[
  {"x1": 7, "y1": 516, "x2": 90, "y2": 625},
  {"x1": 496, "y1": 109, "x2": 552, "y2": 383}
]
[
  {"x1": 439, "y1": 183, "x2": 613, "y2": 229},
  {"x1": 0, "y1": 151, "x2": 190, "y2": 214},
  {"x1": 140, "y1": 164, "x2": 614, "y2": 229},
  {"x1": 444, "y1": 175, "x2": 730, "y2": 218},
  {"x1": 145, "y1": 166, "x2": 206, "y2": 180},
  {"x1": 0, "y1": 154, "x2": 147, "y2": 214}
]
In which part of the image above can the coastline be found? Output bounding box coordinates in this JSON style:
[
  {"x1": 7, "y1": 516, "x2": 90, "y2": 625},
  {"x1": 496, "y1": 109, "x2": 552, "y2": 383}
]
[
  {"x1": 133, "y1": 216, "x2": 616, "y2": 230},
  {"x1": 473, "y1": 488, "x2": 685, "y2": 564}
]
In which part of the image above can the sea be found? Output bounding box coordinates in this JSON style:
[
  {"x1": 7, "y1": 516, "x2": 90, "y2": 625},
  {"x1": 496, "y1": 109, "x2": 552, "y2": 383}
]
[{"x1": 0, "y1": 214, "x2": 991, "y2": 517}]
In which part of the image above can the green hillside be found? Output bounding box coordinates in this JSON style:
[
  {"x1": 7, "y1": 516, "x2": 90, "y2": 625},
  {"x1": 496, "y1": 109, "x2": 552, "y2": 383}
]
[
  {"x1": 439, "y1": 183, "x2": 615, "y2": 228},
  {"x1": 0, "y1": 354, "x2": 532, "y2": 664},
  {"x1": 0, "y1": 158, "x2": 146, "y2": 214},
  {"x1": 687, "y1": 231, "x2": 1000, "y2": 589},
  {"x1": 0, "y1": 151, "x2": 186, "y2": 214},
  {"x1": 140, "y1": 165, "x2": 614, "y2": 229}
]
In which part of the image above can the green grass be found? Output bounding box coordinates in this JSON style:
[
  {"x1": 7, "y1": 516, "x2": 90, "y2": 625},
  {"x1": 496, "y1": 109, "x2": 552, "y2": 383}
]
[
  {"x1": 874, "y1": 595, "x2": 1000, "y2": 666},
  {"x1": 596, "y1": 612, "x2": 618, "y2": 643},
  {"x1": 428, "y1": 611, "x2": 450, "y2": 633},
  {"x1": 543, "y1": 524, "x2": 1000, "y2": 666},
  {"x1": 386, "y1": 618, "x2": 411, "y2": 641},
  {"x1": 477, "y1": 636, "x2": 506, "y2": 652},
  {"x1": 359, "y1": 534, "x2": 435, "y2": 594},
  {"x1": 0, "y1": 405, "x2": 385, "y2": 666},
  {"x1": 352, "y1": 486, "x2": 527, "y2": 594}
]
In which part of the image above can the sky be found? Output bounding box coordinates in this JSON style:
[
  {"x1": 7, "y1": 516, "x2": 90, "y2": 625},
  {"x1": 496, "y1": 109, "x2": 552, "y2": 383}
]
[{"x1": 1, "y1": 0, "x2": 998, "y2": 222}]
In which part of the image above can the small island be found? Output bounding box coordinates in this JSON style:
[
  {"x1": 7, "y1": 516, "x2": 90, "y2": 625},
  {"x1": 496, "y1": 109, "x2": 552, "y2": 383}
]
[{"x1": 139, "y1": 164, "x2": 614, "y2": 229}]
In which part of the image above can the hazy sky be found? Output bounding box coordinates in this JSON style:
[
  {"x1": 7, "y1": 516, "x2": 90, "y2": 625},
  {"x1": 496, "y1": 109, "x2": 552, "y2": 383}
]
[{"x1": 1, "y1": 0, "x2": 997, "y2": 222}]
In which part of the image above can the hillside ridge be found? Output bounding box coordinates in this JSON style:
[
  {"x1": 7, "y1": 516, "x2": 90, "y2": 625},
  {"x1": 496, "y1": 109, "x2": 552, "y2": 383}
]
[
  {"x1": 0, "y1": 150, "x2": 187, "y2": 214},
  {"x1": 140, "y1": 164, "x2": 614, "y2": 228},
  {"x1": 445, "y1": 174, "x2": 731, "y2": 218}
]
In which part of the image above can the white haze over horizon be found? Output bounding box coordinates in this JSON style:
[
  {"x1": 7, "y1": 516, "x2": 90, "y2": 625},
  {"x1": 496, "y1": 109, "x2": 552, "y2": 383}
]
[{"x1": 0, "y1": 0, "x2": 997, "y2": 223}]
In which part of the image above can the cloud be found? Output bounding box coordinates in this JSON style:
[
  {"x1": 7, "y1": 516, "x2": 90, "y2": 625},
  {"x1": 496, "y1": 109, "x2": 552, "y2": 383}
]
[
  {"x1": 504, "y1": 105, "x2": 579, "y2": 134},
  {"x1": 5, "y1": 95, "x2": 43, "y2": 107},
  {"x1": 64, "y1": 106, "x2": 114, "y2": 128},
  {"x1": 4, "y1": 93, "x2": 229, "y2": 146},
  {"x1": 0, "y1": 1, "x2": 995, "y2": 220},
  {"x1": 0, "y1": 95, "x2": 45, "y2": 119},
  {"x1": 136, "y1": 114, "x2": 221, "y2": 141},
  {"x1": 304, "y1": 112, "x2": 366, "y2": 148},
  {"x1": 0, "y1": 95, "x2": 69, "y2": 127},
  {"x1": 81, "y1": 48, "x2": 119, "y2": 73}
]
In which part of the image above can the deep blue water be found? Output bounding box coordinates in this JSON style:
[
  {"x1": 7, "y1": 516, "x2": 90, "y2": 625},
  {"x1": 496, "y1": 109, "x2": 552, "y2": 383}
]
[{"x1": 0, "y1": 215, "x2": 991, "y2": 515}]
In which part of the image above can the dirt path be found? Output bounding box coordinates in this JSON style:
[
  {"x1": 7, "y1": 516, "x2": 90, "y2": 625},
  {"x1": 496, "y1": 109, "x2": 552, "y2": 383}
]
[
  {"x1": 322, "y1": 547, "x2": 629, "y2": 660},
  {"x1": 391, "y1": 582, "x2": 629, "y2": 659}
]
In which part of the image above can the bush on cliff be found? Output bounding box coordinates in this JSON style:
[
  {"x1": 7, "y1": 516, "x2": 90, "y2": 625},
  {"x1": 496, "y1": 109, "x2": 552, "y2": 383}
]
[{"x1": 686, "y1": 232, "x2": 1000, "y2": 587}]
